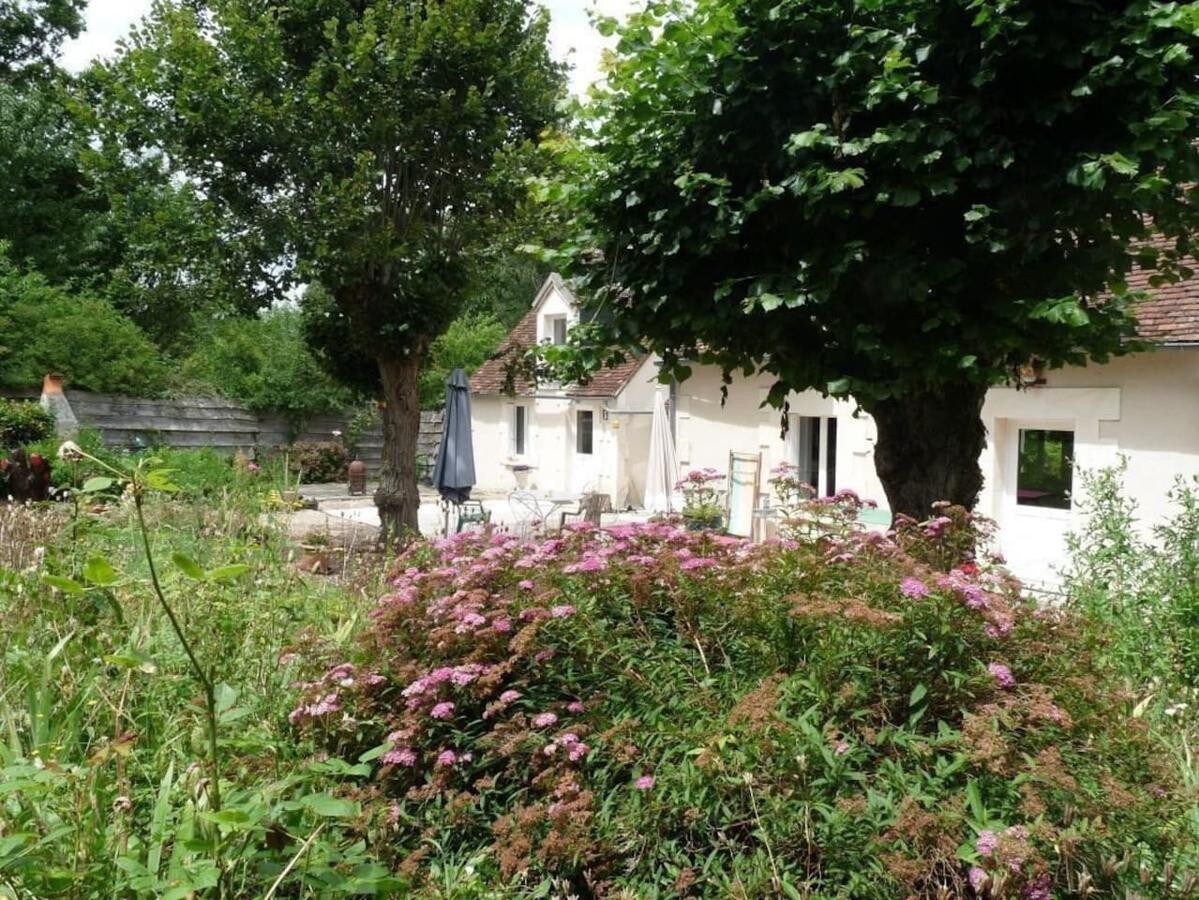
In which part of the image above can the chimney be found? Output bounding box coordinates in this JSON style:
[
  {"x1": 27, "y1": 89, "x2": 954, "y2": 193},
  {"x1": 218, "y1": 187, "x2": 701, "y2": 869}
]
[{"x1": 39, "y1": 373, "x2": 78, "y2": 437}]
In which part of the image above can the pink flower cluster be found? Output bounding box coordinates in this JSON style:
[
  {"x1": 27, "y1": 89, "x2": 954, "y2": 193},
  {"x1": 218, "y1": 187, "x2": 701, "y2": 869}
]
[
  {"x1": 288, "y1": 661, "x2": 386, "y2": 725},
  {"x1": 401, "y1": 663, "x2": 490, "y2": 712},
  {"x1": 543, "y1": 731, "x2": 590, "y2": 761},
  {"x1": 382, "y1": 746, "x2": 417, "y2": 767},
  {"x1": 288, "y1": 691, "x2": 341, "y2": 725},
  {"x1": 988, "y1": 662, "x2": 1015, "y2": 688},
  {"x1": 436, "y1": 749, "x2": 472, "y2": 767},
  {"x1": 674, "y1": 467, "x2": 723, "y2": 489}
]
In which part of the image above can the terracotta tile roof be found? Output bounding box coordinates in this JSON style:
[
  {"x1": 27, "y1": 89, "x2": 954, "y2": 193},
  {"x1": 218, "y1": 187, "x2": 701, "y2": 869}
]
[
  {"x1": 469, "y1": 307, "x2": 647, "y2": 398},
  {"x1": 470, "y1": 309, "x2": 539, "y2": 396},
  {"x1": 567, "y1": 354, "x2": 647, "y2": 397},
  {"x1": 1128, "y1": 253, "x2": 1199, "y2": 345}
]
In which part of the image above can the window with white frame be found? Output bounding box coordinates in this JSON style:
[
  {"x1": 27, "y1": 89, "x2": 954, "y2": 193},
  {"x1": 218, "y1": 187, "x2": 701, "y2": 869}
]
[
  {"x1": 511, "y1": 404, "x2": 528, "y2": 456},
  {"x1": 1016, "y1": 428, "x2": 1073, "y2": 510},
  {"x1": 545, "y1": 315, "x2": 568, "y2": 345}
]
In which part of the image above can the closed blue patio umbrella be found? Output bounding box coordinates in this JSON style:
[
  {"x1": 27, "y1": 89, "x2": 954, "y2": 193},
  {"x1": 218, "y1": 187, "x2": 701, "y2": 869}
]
[{"x1": 431, "y1": 368, "x2": 476, "y2": 505}]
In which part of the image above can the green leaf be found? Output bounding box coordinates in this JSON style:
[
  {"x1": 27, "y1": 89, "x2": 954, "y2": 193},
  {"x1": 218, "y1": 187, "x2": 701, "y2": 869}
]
[
  {"x1": 215, "y1": 683, "x2": 239, "y2": 714},
  {"x1": 43, "y1": 574, "x2": 83, "y2": 595},
  {"x1": 301, "y1": 793, "x2": 358, "y2": 818},
  {"x1": 206, "y1": 564, "x2": 249, "y2": 581},
  {"x1": 170, "y1": 553, "x2": 205, "y2": 580},
  {"x1": 966, "y1": 779, "x2": 986, "y2": 823},
  {"x1": 82, "y1": 555, "x2": 119, "y2": 586},
  {"x1": 81, "y1": 476, "x2": 114, "y2": 493},
  {"x1": 787, "y1": 127, "x2": 826, "y2": 151},
  {"x1": 758, "y1": 292, "x2": 784, "y2": 312},
  {"x1": 909, "y1": 683, "x2": 928, "y2": 707},
  {"x1": 359, "y1": 742, "x2": 395, "y2": 763},
  {"x1": 1100, "y1": 152, "x2": 1138, "y2": 177},
  {"x1": 200, "y1": 808, "x2": 262, "y2": 832},
  {"x1": 891, "y1": 186, "x2": 921, "y2": 206},
  {"x1": 104, "y1": 648, "x2": 158, "y2": 675},
  {"x1": 144, "y1": 469, "x2": 180, "y2": 493}
]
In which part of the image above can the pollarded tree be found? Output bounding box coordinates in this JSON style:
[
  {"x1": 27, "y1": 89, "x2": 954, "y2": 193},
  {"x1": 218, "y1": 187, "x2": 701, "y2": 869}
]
[
  {"x1": 95, "y1": 0, "x2": 563, "y2": 541},
  {"x1": 552, "y1": 0, "x2": 1199, "y2": 520}
]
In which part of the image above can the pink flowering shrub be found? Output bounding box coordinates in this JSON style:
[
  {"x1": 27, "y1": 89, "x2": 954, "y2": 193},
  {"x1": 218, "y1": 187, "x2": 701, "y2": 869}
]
[
  {"x1": 769, "y1": 462, "x2": 876, "y2": 540},
  {"x1": 892, "y1": 501, "x2": 1004, "y2": 573},
  {"x1": 286, "y1": 520, "x2": 1193, "y2": 897},
  {"x1": 676, "y1": 467, "x2": 725, "y2": 523}
]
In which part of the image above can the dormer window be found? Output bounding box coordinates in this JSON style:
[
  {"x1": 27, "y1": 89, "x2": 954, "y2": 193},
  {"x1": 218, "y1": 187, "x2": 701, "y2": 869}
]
[{"x1": 545, "y1": 315, "x2": 568, "y2": 345}]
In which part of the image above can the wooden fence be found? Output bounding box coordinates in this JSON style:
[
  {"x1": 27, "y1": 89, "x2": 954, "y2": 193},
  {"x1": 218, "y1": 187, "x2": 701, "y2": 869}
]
[{"x1": 2, "y1": 389, "x2": 444, "y2": 481}]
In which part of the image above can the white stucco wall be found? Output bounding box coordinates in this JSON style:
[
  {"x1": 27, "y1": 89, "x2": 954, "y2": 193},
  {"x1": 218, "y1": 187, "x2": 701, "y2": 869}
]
[
  {"x1": 613, "y1": 356, "x2": 664, "y2": 411},
  {"x1": 979, "y1": 348, "x2": 1199, "y2": 586},
  {"x1": 672, "y1": 367, "x2": 887, "y2": 506},
  {"x1": 1036, "y1": 348, "x2": 1199, "y2": 506},
  {"x1": 471, "y1": 395, "x2": 511, "y2": 491}
]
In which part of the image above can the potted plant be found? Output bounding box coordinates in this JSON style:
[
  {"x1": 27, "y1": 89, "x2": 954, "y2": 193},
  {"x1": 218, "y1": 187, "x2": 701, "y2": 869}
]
[{"x1": 677, "y1": 468, "x2": 726, "y2": 531}]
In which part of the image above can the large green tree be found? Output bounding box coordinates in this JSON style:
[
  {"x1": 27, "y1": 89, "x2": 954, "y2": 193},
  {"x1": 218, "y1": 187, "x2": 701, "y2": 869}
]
[
  {"x1": 0, "y1": 79, "x2": 113, "y2": 283},
  {"x1": 0, "y1": 0, "x2": 85, "y2": 83},
  {"x1": 96, "y1": 0, "x2": 562, "y2": 541},
  {"x1": 552, "y1": 0, "x2": 1199, "y2": 520}
]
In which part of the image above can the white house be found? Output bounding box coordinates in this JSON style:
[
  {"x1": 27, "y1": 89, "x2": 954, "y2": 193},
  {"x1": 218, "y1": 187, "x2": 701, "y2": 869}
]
[
  {"x1": 469, "y1": 275, "x2": 662, "y2": 509},
  {"x1": 470, "y1": 273, "x2": 1199, "y2": 588}
]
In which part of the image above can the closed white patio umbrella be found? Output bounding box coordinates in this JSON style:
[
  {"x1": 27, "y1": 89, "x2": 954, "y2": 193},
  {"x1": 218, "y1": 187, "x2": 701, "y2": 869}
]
[{"x1": 644, "y1": 390, "x2": 680, "y2": 514}]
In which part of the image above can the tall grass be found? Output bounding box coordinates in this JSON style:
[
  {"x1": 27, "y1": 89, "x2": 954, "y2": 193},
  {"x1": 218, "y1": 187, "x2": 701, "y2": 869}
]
[
  {"x1": 1062, "y1": 460, "x2": 1199, "y2": 876},
  {"x1": 0, "y1": 454, "x2": 392, "y2": 897}
]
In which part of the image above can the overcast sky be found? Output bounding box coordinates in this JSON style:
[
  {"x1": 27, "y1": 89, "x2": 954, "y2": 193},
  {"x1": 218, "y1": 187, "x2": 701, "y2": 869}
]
[{"x1": 59, "y1": 0, "x2": 640, "y2": 96}]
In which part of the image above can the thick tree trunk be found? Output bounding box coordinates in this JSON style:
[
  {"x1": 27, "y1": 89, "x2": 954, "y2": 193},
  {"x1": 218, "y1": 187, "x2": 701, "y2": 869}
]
[
  {"x1": 860, "y1": 382, "x2": 989, "y2": 522},
  {"x1": 375, "y1": 353, "x2": 423, "y2": 547}
]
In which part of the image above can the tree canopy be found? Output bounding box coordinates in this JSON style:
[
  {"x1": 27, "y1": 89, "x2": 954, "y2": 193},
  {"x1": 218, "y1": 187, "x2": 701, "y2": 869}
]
[
  {"x1": 95, "y1": 0, "x2": 564, "y2": 538},
  {"x1": 0, "y1": 79, "x2": 114, "y2": 284},
  {"x1": 0, "y1": 253, "x2": 167, "y2": 394},
  {"x1": 0, "y1": 0, "x2": 85, "y2": 83},
  {"x1": 549, "y1": 0, "x2": 1199, "y2": 517}
]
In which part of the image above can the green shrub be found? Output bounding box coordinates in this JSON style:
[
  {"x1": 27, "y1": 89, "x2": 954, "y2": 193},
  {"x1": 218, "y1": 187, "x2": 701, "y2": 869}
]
[
  {"x1": 420, "y1": 312, "x2": 508, "y2": 408},
  {"x1": 288, "y1": 520, "x2": 1194, "y2": 897},
  {"x1": 25, "y1": 427, "x2": 118, "y2": 491},
  {"x1": 177, "y1": 309, "x2": 359, "y2": 427},
  {"x1": 0, "y1": 398, "x2": 54, "y2": 449},
  {"x1": 146, "y1": 446, "x2": 282, "y2": 499},
  {"x1": 285, "y1": 440, "x2": 347, "y2": 483},
  {"x1": 0, "y1": 257, "x2": 168, "y2": 395},
  {"x1": 1064, "y1": 460, "x2": 1199, "y2": 694}
]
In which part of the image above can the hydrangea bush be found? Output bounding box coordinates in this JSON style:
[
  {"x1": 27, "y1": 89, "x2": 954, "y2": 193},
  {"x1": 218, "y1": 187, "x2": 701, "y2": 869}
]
[{"x1": 287, "y1": 517, "x2": 1194, "y2": 897}]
